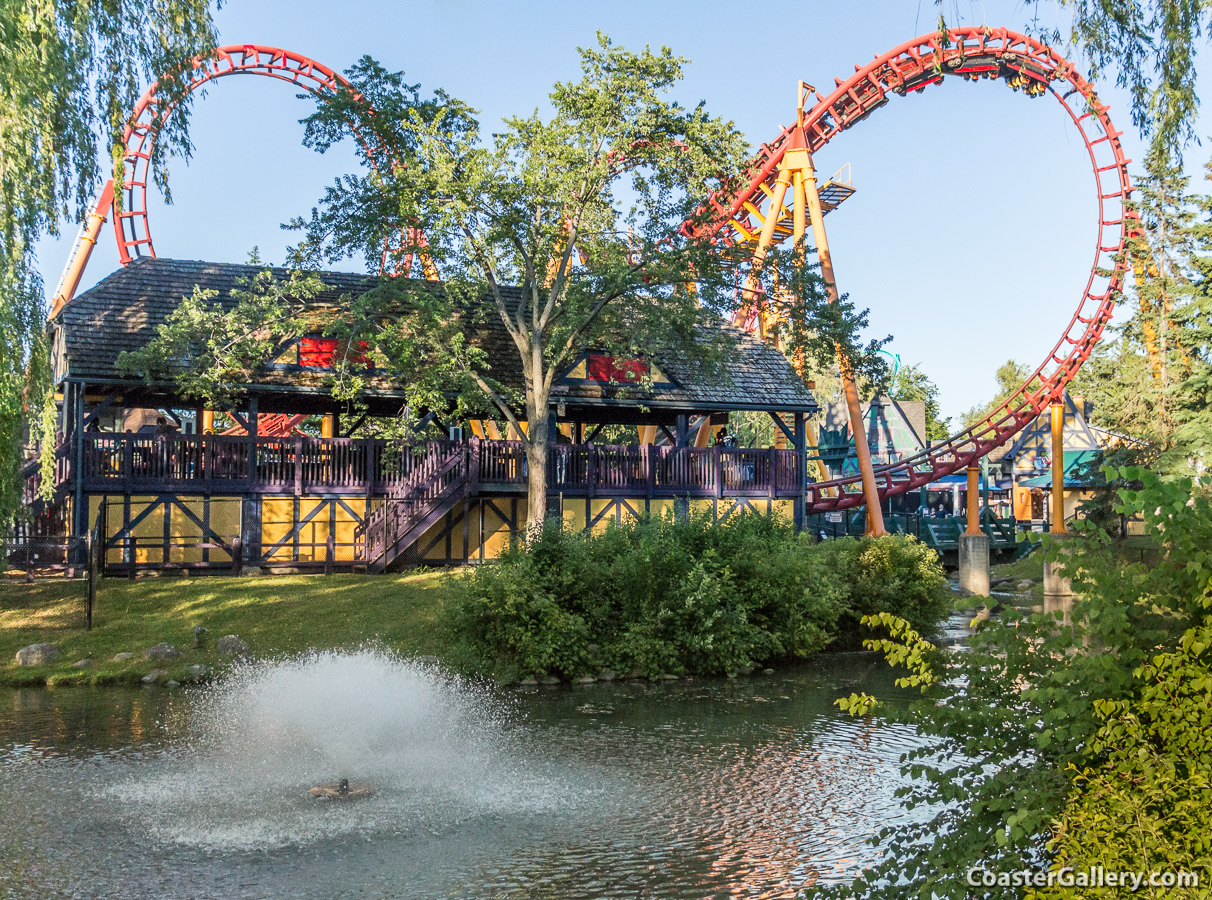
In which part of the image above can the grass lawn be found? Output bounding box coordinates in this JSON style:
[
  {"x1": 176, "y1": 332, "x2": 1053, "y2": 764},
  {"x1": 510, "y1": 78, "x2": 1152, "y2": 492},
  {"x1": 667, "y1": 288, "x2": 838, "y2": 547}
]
[{"x1": 0, "y1": 570, "x2": 469, "y2": 687}]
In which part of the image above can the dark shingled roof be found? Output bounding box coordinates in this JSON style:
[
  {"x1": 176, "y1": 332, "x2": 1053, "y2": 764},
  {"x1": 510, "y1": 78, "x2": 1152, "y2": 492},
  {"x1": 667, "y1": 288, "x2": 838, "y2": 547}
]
[{"x1": 52, "y1": 258, "x2": 817, "y2": 414}]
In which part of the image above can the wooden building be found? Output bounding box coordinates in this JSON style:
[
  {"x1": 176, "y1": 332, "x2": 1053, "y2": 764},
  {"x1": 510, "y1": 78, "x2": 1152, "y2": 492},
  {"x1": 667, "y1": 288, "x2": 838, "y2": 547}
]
[{"x1": 39, "y1": 258, "x2": 818, "y2": 574}]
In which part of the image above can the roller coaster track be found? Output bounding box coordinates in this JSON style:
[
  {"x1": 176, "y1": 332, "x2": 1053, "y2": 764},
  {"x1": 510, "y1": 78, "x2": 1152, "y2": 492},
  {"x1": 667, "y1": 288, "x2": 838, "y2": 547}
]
[
  {"x1": 50, "y1": 44, "x2": 428, "y2": 317},
  {"x1": 697, "y1": 26, "x2": 1137, "y2": 512},
  {"x1": 50, "y1": 30, "x2": 1135, "y2": 519}
]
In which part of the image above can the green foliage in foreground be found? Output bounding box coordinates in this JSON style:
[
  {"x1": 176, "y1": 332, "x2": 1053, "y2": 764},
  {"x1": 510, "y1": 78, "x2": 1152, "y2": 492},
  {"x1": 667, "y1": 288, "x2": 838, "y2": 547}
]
[
  {"x1": 450, "y1": 513, "x2": 949, "y2": 681},
  {"x1": 822, "y1": 468, "x2": 1212, "y2": 900},
  {"x1": 0, "y1": 571, "x2": 465, "y2": 687}
]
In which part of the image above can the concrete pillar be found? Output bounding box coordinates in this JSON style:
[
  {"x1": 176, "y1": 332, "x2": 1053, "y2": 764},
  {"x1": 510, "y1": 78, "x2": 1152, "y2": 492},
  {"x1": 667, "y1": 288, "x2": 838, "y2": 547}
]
[
  {"x1": 958, "y1": 533, "x2": 990, "y2": 595},
  {"x1": 1043, "y1": 533, "x2": 1076, "y2": 623}
]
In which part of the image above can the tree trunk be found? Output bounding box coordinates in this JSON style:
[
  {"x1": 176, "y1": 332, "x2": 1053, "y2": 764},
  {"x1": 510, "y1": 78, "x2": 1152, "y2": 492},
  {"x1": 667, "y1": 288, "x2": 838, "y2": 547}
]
[{"x1": 524, "y1": 411, "x2": 549, "y2": 540}]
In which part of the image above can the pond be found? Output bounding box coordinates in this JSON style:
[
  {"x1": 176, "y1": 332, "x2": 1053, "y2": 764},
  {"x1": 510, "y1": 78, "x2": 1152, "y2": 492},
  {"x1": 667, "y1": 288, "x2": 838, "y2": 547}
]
[{"x1": 0, "y1": 619, "x2": 970, "y2": 899}]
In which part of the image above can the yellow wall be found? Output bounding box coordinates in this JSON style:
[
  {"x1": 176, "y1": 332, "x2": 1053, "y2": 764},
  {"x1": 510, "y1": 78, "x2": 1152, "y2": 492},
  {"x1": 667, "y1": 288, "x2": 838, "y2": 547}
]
[
  {"x1": 90, "y1": 491, "x2": 797, "y2": 568},
  {"x1": 97, "y1": 495, "x2": 241, "y2": 565}
]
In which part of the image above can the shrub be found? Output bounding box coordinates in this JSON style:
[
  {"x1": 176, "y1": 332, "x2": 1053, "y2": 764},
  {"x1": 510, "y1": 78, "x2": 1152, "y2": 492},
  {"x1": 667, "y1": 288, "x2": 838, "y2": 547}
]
[{"x1": 451, "y1": 511, "x2": 950, "y2": 680}]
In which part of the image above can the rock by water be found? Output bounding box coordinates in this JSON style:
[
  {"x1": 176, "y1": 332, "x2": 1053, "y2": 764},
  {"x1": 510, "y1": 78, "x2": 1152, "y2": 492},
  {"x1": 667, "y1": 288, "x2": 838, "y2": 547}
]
[
  {"x1": 145, "y1": 643, "x2": 182, "y2": 662},
  {"x1": 216, "y1": 635, "x2": 250, "y2": 657},
  {"x1": 14, "y1": 643, "x2": 59, "y2": 666}
]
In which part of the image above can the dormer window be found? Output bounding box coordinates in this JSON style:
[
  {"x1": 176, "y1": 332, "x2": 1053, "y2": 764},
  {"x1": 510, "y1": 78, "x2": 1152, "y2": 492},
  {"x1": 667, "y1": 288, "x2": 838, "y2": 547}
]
[
  {"x1": 586, "y1": 352, "x2": 648, "y2": 383},
  {"x1": 298, "y1": 337, "x2": 373, "y2": 370}
]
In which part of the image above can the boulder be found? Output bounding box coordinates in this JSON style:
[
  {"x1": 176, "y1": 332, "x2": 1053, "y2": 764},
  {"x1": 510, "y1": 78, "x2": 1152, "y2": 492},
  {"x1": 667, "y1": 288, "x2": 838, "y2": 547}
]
[
  {"x1": 165, "y1": 680, "x2": 181, "y2": 689},
  {"x1": 762, "y1": 668, "x2": 776, "y2": 675},
  {"x1": 660, "y1": 673, "x2": 679, "y2": 681},
  {"x1": 517, "y1": 676, "x2": 539, "y2": 686},
  {"x1": 216, "y1": 634, "x2": 250, "y2": 657},
  {"x1": 111, "y1": 652, "x2": 136, "y2": 662},
  {"x1": 597, "y1": 670, "x2": 617, "y2": 682},
  {"x1": 538, "y1": 675, "x2": 561, "y2": 685},
  {"x1": 141, "y1": 669, "x2": 169, "y2": 684},
  {"x1": 144, "y1": 643, "x2": 182, "y2": 662},
  {"x1": 193, "y1": 626, "x2": 210, "y2": 649},
  {"x1": 185, "y1": 664, "x2": 210, "y2": 681},
  {"x1": 575, "y1": 676, "x2": 596, "y2": 685},
  {"x1": 1017, "y1": 579, "x2": 1035, "y2": 591},
  {"x1": 72, "y1": 659, "x2": 93, "y2": 670},
  {"x1": 14, "y1": 643, "x2": 59, "y2": 666}
]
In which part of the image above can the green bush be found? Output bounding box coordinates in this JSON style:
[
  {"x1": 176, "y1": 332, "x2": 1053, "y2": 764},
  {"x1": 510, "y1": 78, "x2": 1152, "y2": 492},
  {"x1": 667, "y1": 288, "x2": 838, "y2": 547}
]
[{"x1": 451, "y1": 512, "x2": 950, "y2": 681}]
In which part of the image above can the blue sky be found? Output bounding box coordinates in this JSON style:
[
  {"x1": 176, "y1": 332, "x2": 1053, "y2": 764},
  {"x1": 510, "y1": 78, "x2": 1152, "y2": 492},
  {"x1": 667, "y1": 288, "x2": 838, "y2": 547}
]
[{"x1": 34, "y1": 0, "x2": 1211, "y2": 423}]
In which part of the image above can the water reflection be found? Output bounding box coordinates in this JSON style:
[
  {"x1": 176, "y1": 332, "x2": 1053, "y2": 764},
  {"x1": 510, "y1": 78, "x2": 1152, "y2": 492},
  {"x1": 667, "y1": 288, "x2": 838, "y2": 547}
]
[{"x1": 0, "y1": 649, "x2": 933, "y2": 899}]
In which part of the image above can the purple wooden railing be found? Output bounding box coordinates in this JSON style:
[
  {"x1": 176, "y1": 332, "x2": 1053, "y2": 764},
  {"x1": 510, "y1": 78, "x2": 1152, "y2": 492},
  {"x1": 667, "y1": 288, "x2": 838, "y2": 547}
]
[{"x1": 77, "y1": 434, "x2": 801, "y2": 499}]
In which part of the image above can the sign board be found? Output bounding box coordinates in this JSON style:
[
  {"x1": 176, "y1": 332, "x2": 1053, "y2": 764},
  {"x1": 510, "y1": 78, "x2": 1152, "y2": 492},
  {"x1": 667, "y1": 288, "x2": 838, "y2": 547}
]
[{"x1": 825, "y1": 512, "x2": 843, "y2": 523}]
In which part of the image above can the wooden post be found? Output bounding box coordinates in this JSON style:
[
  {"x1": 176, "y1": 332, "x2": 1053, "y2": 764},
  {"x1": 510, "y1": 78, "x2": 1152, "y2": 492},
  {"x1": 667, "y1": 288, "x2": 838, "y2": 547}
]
[
  {"x1": 73, "y1": 382, "x2": 86, "y2": 536},
  {"x1": 85, "y1": 531, "x2": 95, "y2": 630},
  {"x1": 794, "y1": 412, "x2": 807, "y2": 532},
  {"x1": 232, "y1": 537, "x2": 243, "y2": 577},
  {"x1": 324, "y1": 533, "x2": 334, "y2": 575},
  {"x1": 294, "y1": 434, "x2": 304, "y2": 496},
  {"x1": 714, "y1": 444, "x2": 723, "y2": 498},
  {"x1": 587, "y1": 443, "x2": 596, "y2": 500},
  {"x1": 128, "y1": 535, "x2": 137, "y2": 581}
]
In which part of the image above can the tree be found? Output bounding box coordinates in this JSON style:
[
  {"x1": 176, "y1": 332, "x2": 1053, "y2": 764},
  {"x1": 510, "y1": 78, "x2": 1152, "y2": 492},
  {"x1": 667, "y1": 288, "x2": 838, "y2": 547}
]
[
  {"x1": 0, "y1": 0, "x2": 219, "y2": 527},
  {"x1": 288, "y1": 36, "x2": 878, "y2": 529},
  {"x1": 1041, "y1": 0, "x2": 1208, "y2": 166},
  {"x1": 960, "y1": 359, "x2": 1032, "y2": 430},
  {"x1": 1169, "y1": 158, "x2": 1212, "y2": 473},
  {"x1": 888, "y1": 362, "x2": 950, "y2": 441},
  {"x1": 824, "y1": 469, "x2": 1212, "y2": 899}
]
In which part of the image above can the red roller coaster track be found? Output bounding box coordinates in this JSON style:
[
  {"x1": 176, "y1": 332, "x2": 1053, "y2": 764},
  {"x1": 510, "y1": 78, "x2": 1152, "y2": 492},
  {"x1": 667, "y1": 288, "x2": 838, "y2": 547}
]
[
  {"x1": 50, "y1": 44, "x2": 421, "y2": 315},
  {"x1": 703, "y1": 26, "x2": 1136, "y2": 512},
  {"x1": 52, "y1": 30, "x2": 1135, "y2": 515}
]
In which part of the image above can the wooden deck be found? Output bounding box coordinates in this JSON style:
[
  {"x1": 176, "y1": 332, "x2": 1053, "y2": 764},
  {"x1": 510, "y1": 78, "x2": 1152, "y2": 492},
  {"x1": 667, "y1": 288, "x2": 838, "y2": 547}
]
[{"x1": 77, "y1": 434, "x2": 802, "y2": 500}]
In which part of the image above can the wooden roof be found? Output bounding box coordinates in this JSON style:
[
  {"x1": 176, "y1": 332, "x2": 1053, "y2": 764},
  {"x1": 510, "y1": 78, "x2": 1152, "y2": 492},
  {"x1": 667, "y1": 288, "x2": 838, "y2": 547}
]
[{"x1": 52, "y1": 258, "x2": 818, "y2": 416}]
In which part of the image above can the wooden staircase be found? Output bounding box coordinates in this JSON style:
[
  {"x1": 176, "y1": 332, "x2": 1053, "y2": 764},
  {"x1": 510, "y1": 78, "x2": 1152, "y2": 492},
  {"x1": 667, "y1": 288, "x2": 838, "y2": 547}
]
[{"x1": 356, "y1": 442, "x2": 471, "y2": 574}]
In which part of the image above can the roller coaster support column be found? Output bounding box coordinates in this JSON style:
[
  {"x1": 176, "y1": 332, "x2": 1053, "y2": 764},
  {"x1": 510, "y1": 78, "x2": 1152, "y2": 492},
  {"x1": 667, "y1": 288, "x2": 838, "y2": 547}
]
[
  {"x1": 1050, "y1": 399, "x2": 1067, "y2": 535},
  {"x1": 790, "y1": 83, "x2": 885, "y2": 536},
  {"x1": 1044, "y1": 397, "x2": 1076, "y2": 615},
  {"x1": 741, "y1": 168, "x2": 793, "y2": 339},
  {"x1": 959, "y1": 463, "x2": 989, "y2": 595}
]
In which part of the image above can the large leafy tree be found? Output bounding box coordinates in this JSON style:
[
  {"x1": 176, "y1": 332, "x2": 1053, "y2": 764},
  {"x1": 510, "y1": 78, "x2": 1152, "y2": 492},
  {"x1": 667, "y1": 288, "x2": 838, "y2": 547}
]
[
  {"x1": 0, "y1": 0, "x2": 219, "y2": 527},
  {"x1": 888, "y1": 362, "x2": 950, "y2": 441},
  {"x1": 960, "y1": 359, "x2": 1033, "y2": 430},
  {"x1": 288, "y1": 36, "x2": 857, "y2": 528}
]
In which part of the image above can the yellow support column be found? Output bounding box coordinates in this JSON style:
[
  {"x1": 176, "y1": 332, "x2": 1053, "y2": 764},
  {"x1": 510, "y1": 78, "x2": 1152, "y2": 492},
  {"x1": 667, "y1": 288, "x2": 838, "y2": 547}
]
[
  {"x1": 965, "y1": 465, "x2": 982, "y2": 535},
  {"x1": 1050, "y1": 399, "x2": 1067, "y2": 534},
  {"x1": 787, "y1": 84, "x2": 886, "y2": 537},
  {"x1": 199, "y1": 410, "x2": 214, "y2": 435},
  {"x1": 321, "y1": 413, "x2": 337, "y2": 439}
]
